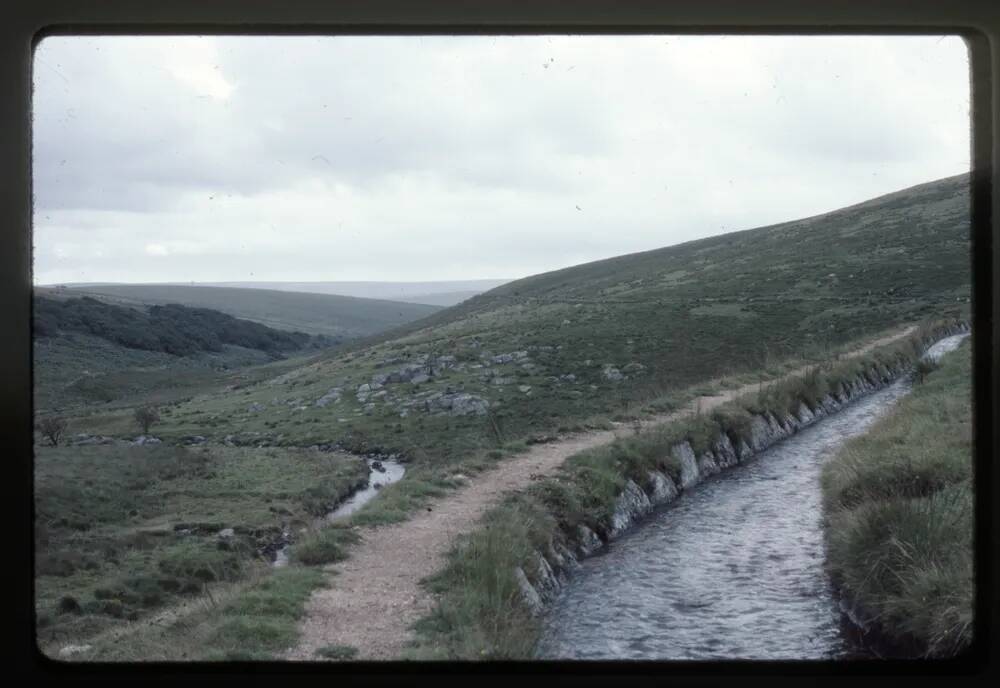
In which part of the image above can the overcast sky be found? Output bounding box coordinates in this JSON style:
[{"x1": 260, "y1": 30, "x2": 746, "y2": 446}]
[{"x1": 32, "y1": 34, "x2": 970, "y2": 285}]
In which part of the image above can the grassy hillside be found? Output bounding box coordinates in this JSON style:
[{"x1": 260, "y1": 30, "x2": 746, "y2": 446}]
[
  {"x1": 89, "y1": 174, "x2": 970, "y2": 471},
  {"x1": 41, "y1": 284, "x2": 442, "y2": 339},
  {"x1": 33, "y1": 296, "x2": 337, "y2": 413}
]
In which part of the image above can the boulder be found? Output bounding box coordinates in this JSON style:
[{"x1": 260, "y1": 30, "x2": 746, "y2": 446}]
[
  {"x1": 315, "y1": 388, "x2": 342, "y2": 407},
  {"x1": 647, "y1": 470, "x2": 679, "y2": 504},
  {"x1": 602, "y1": 365, "x2": 624, "y2": 381},
  {"x1": 671, "y1": 442, "x2": 700, "y2": 489},
  {"x1": 611, "y1": 480, "x2": 652, "y2": 536},
  {"x1": 576, "y1": 524, "x2": 603, "y2": 557}
]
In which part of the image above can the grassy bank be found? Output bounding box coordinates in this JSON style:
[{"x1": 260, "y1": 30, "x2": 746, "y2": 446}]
[
  {"x1": 406, "y1": 318, "x2": 966, "y2": 659},
  {"x1": 821, "y1": 339, "x2": 973, "y2": 657}
]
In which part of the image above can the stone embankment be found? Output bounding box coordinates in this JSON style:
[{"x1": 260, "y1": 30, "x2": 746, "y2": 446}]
[{"x1": 514, "y1": 322, "x2": 971, "y2": 615}]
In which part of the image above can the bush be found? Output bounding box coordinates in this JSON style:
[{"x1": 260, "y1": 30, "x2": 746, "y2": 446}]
[
  {"x1": 37, "y1": 416, "x2": 67, "y2": 446},
  {"x1": 134, "y1": 405, "x2": 160, "y2": 434}
]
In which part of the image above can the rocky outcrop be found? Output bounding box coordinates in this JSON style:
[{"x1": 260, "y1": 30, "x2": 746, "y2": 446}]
[{"x1": 512, "y1": 323, "x2": 971, "y2": 617}]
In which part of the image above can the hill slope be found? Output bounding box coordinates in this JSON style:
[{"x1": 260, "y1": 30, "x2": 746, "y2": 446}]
[
  {"x1": 33, "y1": 296, "x2": 334, "y2": 412},
  {"x1": 190, "y1": 280, "x2": 512, "y2": 306},
  {"x1": 104, "y1": 174, "x2": 972, "y2": 465},
  {"x1": 41, "y1": 284, "x2": 442, "y2": 339}
]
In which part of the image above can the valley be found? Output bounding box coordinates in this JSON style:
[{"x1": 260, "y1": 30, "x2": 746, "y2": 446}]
[{"x1": 32, "y1": 174, "x2": 972, "y2": 661}]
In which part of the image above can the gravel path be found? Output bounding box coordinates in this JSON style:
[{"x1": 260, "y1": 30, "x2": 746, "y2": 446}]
[{"x1": 286, "y1": 326, "x2": 916, "y2": 661}]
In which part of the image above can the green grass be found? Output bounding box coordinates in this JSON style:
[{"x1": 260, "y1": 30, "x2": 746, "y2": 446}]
[
  {"x1": 58, "y1": 565, "x2": 329, "y2": 661},
  {"x1": 821, "y1": 340, "x2": 973, "y2": 657},
  {"x1": 291, "y1": 525, "x2": 360, "y2": 566},
  {"x1": 407, "y1": 320, "x2": 965, "y2": 659},
  {"x1": 34, "y1": 442, "x2": 368, "y2": 654}
]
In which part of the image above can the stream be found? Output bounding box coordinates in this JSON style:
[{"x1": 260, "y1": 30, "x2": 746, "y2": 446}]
[
  {"x1": 272, "y1": 457, "x2": 405, "y2": 567},
  {"x1": 536, "y1": 333, "x2": 969, "y2": 660}
]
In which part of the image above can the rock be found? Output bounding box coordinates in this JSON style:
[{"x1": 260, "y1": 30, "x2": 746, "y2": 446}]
[
  {"x1": 490, "y1": 351, "x2": 529, "y2": 365},
  {"x1": 602, "y1": 365, "x2": 624, "y2": 381},
  {"x1": 697, "y1": 451, "x2": 721, "y2": 477},
  {"x1": 371, "y1": 460, "x2": 386, "y2": 473},
  {"x1": 514, "y1": 566, "x2": 543, "y2": 615},
  {"x1": 576, "y1": 525, "x2": 603, "y2": 556},
  {"x1": 622, "y1": 362, "x2": 646, "y2": 373},
  {"x1": 315, "y1": 388, "x2": 342, "y2": 407},
  {"x1": 518, "y1": 385, "x2": 533, "y2": 393},
  {"x1": 247, "y1": 402, "x2": 264, "y2": 414},
  {"x1": 647, "y1": 470, "x2": 678, "y2": 504},
  {"x1": 558, "y1": 373, "x2": 576, "y2": 383},
  {"x1": 132, "y1": 435, "x2": 162, "y2": 446},
  {"x1": 217, "y1": 528, "x2": 235, "y2": 539},
  {"x1": 671, "y1": 442, "x2": 700, "y2": 489},
  {"x1": 427, "y1": 392, "x2": 490, "y2": 416},
  {"x1": 611, "y1": 480, "x2": 652, "y2": 536},
  {"x1": 747, "y1": 415, "x2": 773, "y2": 451}
]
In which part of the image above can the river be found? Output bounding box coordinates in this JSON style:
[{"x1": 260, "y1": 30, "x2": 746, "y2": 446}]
[{"x1": 536, "y1": 333, "x2": 968, "y2": 660}]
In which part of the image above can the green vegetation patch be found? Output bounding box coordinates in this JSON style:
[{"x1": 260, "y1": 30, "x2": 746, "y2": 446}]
[
  {"x1": 34, "y1": 443, "x2": 367, "y2": 651},
  {"x1": 71, "y1": 565, "x2": 327, "y2": 661},
  {"x1": 821, "y1": 340, "x2": 973, "y2": 657}
]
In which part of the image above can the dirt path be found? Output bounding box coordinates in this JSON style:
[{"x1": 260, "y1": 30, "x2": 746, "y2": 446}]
[{"x1": 287, "y1": 325, "x2": 916, "y2": 660}]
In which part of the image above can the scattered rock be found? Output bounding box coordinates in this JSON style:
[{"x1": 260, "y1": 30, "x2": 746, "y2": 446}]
[
  {"x1": 132, "y1": 435, "x2": 162, "y2": 446},
  {"x1": 490, "y1": 351, "x2": 529, "y2": 365},
  {"x1": 602, "y1": 365, "x2": 624, "y2": 381},
  {"x1": 315, "y1": 388, "x2": 342, "y2": 407}
]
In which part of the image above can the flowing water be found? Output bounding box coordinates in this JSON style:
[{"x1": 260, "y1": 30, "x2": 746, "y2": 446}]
[
  {"x1": 272, "y1": 457, "x2": 405, "y2": 567},
  {"x1": 537, "y1": 334, "x2": 968, "y2": 660}
]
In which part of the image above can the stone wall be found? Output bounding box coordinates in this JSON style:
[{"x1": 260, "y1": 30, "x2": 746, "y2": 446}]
[{"x1": 514, "y1": 322, "x2": 971, "y2": 615}]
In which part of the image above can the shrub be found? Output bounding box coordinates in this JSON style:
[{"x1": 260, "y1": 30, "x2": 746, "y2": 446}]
[
  {"x1": 37, "y1": 416, "x2": 68, "y2": 446},
  {"x1": 134, "y1": 405, "x2": 161, "y2": 434}
]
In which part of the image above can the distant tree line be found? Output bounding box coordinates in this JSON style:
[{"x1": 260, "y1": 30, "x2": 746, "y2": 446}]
[{"x1": 34, "y1": 296, "x2": 338, "y2": 356}]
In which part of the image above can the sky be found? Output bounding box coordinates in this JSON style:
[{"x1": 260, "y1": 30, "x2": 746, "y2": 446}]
[{"x1": 32, "y1": 34, "x2": 970, "y2": 285}]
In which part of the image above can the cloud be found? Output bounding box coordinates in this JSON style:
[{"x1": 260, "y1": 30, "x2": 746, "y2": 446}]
[
  {"x1": 144, "y1": 243, "x2": 169, "y2": 256},
  {"x1": 31, "y1": 35, "x2": 970, "y2": 284}
]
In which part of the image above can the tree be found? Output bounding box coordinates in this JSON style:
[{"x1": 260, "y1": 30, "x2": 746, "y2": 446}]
[
  {"x1": 134, "y1": 405, "x2": 161, "y2": 435},
  {"x1": 37, "y1": 416, "x2": 67, "y2": 446}
]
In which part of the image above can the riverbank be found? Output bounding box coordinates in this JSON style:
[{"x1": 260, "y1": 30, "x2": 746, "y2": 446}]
[
  {"x1": 821, "y1": 338, "x2": 973, "y2": 658},
  {"x1": 407, "y1": 318, "x2": 968, "y2": 659}
]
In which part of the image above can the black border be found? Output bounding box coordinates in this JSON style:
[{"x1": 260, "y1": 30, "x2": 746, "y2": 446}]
[{"x1": 4, "y1": 0, "x2": 997, "y2": 683}]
